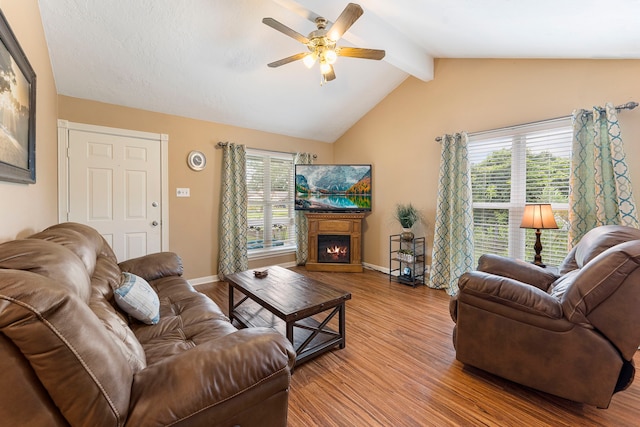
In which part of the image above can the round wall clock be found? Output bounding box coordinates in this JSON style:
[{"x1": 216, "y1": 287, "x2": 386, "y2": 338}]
[{"x1": 187, "y1": 150, "x2": 206, "y2": 171}]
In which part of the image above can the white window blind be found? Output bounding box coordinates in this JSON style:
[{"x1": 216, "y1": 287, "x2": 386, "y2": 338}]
[
  {"x1": 469, "y1": 118, "x2": 572, "y2": 266},
  {"x1": 246, "y1": 149, "x2": 296, "y2": 255}
]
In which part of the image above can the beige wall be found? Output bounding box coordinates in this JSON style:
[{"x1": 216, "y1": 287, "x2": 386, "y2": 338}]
[
  {"x1": 0, "y1": 0, "x2": 59, "y2": 241},
  {"x1": 334, "y1": 59, "x2": 640, "y2": 270},
  {"x1": 58, "y1": 96, "x2": 333, "y2": 279}
]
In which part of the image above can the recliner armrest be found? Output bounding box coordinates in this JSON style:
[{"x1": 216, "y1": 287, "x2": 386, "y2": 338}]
[
  {"x1": 118, "y1": 252, "x2": 183, "y2": 281},
  {"x1": 127, "y1": 328, "x2": 295, "y2": 426},
  {"x1": 458, "y1": 271, "x2": 563, "y2": 319},
  {"x1": 477, "y1": 254, "x2": 559, "y2": 291}
]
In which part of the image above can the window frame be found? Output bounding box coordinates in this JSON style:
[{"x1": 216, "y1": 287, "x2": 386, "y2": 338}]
[
  {"x1": 246, "y1": 148, "x2": 296, "y2": 259},
  {"x1": 468, "y1": 117, "x2": 572, "y2": 265}
]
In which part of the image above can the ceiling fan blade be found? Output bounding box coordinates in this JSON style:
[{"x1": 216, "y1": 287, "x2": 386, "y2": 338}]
[
  {"x1": 324, "y1": 65, "x2": 336, "y2": 81},
  {"x1": 337, "y1": 47, "x2": 386, "y2": 60},
  {"x1": 262, "y1": 17, "x2": 309, "y2": 44},
  {"x1": 267, "y1": 52, "x2": 308, "y2": 68},
  {"x1": 327, "y1": 3, "x2": 363, "y2": 41}
]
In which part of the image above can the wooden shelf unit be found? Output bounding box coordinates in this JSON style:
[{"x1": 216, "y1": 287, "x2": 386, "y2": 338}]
[{"x1": 389, "y1": 234, "x2": 426, "y2": 286}]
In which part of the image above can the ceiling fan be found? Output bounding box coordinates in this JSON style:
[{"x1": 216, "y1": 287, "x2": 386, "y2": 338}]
[{"x1": 262, "y1": 3, "x2": 385, "y2": 84}]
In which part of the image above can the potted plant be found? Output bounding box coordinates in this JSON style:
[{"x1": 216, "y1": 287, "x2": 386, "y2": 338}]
[{"x1": 394, "y1": 203, "x2": 420, "y2": 241}]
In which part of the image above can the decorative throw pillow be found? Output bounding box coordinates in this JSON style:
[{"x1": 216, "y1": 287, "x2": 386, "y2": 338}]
[{"x1": 114, "y1": 272, "x2": 160, "y2": 324}]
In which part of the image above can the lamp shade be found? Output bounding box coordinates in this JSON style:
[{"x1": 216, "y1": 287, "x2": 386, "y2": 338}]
[{"x1": 520, "y1": 204, "x2": 558, "y2": 229}]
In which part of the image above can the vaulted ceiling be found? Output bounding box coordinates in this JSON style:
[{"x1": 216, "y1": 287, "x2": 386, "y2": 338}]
[{"x1": 38, "y1": 0, "x2": 640, "y2": 142}]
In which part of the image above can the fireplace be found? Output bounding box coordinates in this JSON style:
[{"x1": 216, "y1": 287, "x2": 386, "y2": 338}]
[
  {"x1": 318, "y1": 235, "x2": 350, "y2": 264},
  {"x1": 305, "y1": 212, "x2": 365, "y2": 272}
]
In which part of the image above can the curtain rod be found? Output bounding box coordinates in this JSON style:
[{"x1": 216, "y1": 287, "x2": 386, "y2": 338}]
[
  {"x1": 434, "y1": 101, "x2": 639, "y2": 142},
  {"x1": 216, "y1": 141, "x2": 317, "y2": 158}
]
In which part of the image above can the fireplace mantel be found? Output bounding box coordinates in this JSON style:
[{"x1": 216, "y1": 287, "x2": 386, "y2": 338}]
[{"x1": 305, "y1": 212, "x2": 365, "y2": 272}]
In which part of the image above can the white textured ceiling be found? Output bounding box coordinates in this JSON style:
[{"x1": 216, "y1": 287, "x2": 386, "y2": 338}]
[{"x1": 38, "y1": 0, "x2": 640, "y2": 142}]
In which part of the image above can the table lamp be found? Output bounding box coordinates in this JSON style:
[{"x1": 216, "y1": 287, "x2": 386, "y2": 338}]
[{"x1": 520, "y1": 203, "x2": 558, "y2": 267}]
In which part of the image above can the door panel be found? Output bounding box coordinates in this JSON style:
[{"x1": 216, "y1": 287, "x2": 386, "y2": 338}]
[
  {"x1": 88, "y1": 168, "x2": 113, "y2": 220},
  {"x1": 67, "y1": 129, "x2": 162, "y2": 261}
]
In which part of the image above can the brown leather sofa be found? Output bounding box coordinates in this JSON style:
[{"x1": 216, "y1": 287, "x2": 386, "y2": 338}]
[
  {"x1": 0, "y1": 222, "x2": 296, "y2": 426},
  {"x1": 450, "y1": 225, "x2": 640, "y2": 408}
]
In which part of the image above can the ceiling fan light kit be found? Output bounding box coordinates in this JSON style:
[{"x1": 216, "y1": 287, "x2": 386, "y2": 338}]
[{"x1": 263, "y1": 3, "x2": 385, "y2": 85}]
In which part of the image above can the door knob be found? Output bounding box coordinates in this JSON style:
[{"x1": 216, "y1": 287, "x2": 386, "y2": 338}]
[
  {"x1": 151, "y1": 221, "x2": 159, "y2": 227},
  {"x1": 152, "y1": 201, "x2": 158, "y2": 207}
]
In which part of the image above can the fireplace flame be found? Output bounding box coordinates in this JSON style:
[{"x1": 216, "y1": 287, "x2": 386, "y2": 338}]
[{"x1": 326, "y1": 245, "x2": 348, "y2": 256}]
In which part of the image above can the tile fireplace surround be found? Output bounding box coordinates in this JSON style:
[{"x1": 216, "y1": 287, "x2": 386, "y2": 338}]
[{"x1": 305, "y1": 212, "x2": 365, "y2": 272}]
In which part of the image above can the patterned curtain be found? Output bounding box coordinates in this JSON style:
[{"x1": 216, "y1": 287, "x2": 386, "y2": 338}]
[
  {"x1": 569, "y1": 103, "x2": 639, "y2": 246},
  {"x1": 294, "y1": 152, "x2": 314, "y2": 265},
  {"x1": 428, "y1": 132, "x2": 475, "y2": 295},
  {"x1": 218, "y1": 143, "x2": 248, "y2": 278}
]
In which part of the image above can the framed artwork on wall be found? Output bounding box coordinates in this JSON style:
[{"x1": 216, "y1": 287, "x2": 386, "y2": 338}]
[{"x1": 0, "y1": 9, "x2": 36, "y2": 184}]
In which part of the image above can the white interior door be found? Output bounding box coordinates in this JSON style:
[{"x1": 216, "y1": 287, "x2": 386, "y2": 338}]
[{"x1": 59, "y1": 122, "x2": 168, "y2": 261}]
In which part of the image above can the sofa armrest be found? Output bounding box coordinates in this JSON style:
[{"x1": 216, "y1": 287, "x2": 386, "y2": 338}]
[
  {"x1": 477, "y1": 254, "x2": 559, "y2": 291},
  {"x1": 458, "y1": 271, "x2": 563, "y2": 319},
  {"x1": 126, "y1": 328, "x2": 295, "y2": 426},
  {"x1": 118, "y1": 252, "x2": 183, "y2": 281}
]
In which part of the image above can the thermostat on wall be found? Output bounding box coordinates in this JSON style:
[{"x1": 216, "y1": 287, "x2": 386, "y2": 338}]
[{"x1": 187, "y1": 150, "x2": 206, "y2": 171}]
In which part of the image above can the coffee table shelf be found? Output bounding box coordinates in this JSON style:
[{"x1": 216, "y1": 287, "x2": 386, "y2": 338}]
[{"x1": 232, "y1": 299, "x2": 344, "y2": 365}]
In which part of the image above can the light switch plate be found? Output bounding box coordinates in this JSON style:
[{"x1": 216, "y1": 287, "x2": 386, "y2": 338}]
[{"x1": 176, "y1": 188, "x2": 190, "y2": 197}]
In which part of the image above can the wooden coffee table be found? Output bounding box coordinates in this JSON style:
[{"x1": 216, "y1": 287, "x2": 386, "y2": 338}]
[{"x1": 225, "y1": 266, "x2": 352, "y2": 366}]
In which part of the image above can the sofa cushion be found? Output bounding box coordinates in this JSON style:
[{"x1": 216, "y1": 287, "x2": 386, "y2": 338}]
[
  {"x1": 29, "y1": 226, "x2": 100, "y2": 277},
  {"x1": 114, "y1": 272, "x2": 160, "y2": 325},
  {"x1": 28, "y1": 225, "x2": 148, "y2": 374},
  {"x1": 0, "y1": 270, "x2": 133, "y2": 426},
  {"x1": 547, "y1": 269, "x2": 580, "y2": 300},
  {"x1": 38, "y1": 222, "x2": 119, "y2": 266},
  {"x1": 119, "y1": 252, "x2": 184, "y2": 282},
  {"x1": 0, "y1": 239, "x2": 92, "y2": 302},
  {"x1": 131, "y1": 276, "x2": 236, "y2": 366}
]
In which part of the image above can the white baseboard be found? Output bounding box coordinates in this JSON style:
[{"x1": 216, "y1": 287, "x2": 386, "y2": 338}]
[
  {"x1": 363, "y1": 262, "x2": 389, "y2": 274},
  {"x1": 189, "y1": 261, "x2": 299, "y2": 287},
  {"x1": 188, "y1": 262, "x2": 429, "y2": 287},
  {"x1": 363, "y1": 263, "x2": 431, "y2": 276},
  {"x1": 278, "y1": 261, "x2": 298, "y2": 268},
  {"x1": 189, "y1": 275, "x2": 219, "y2": 286}
]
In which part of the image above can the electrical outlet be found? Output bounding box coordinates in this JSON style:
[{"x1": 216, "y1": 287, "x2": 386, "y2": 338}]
[{"x1": 176, "y1": 188, "x2": 190, "y2": 197}]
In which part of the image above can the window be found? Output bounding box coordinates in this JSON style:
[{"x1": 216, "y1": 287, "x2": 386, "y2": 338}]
[
  {"x1": 469, "y1": 118, "x2": 572, "y2": 266},
  {"x1": 246, "y1": 149, "x2": 296, "y2": 257}
]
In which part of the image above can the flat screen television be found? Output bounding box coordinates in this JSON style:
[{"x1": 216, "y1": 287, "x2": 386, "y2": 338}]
[{"x1": 295, "y1": 164, "x2": 372, "y2": 212}]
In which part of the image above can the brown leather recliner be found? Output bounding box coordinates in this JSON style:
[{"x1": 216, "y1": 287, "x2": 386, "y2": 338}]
[{"x1": 450, "y1": 225, "x2": 640, "y2": 408}]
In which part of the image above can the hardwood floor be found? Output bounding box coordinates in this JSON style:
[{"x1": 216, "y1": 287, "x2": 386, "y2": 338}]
[{"x1": 198, "y1": 267, "x2": 640, "y2": 426}]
